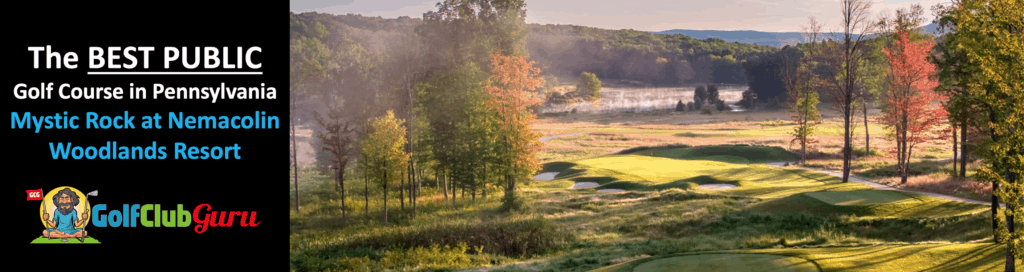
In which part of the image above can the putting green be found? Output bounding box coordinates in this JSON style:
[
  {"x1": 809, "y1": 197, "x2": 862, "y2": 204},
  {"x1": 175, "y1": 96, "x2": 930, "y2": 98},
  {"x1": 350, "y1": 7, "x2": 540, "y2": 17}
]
[
  {"x1": 634, "y1": 145, "x2": 799, "y2": 164},
  {"x1": 29, "y1": 236, "x2": 100, "y2": 244},
  {"x1": 805, "y1": 190, "x2": 917, "y2": 206},
  {"x1": 633, "y1": 253, "x2": 819, "y2": 272}
]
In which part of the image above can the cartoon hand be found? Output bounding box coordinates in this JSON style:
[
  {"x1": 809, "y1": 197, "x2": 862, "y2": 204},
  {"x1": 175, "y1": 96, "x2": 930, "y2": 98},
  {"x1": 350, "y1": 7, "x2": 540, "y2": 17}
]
[
  {"x1": 82, "y1": 210, "x2": 89, "y2": 219},
  {"x1": 43, "y1": 213, "x2": 49, "y2": 220}
]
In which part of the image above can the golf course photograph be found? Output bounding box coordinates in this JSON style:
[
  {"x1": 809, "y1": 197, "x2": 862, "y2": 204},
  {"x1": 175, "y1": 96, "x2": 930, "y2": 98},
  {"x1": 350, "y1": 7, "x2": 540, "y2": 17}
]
[{"x1": 288, "y1": 0, "x2": 1022, "y2": 271}]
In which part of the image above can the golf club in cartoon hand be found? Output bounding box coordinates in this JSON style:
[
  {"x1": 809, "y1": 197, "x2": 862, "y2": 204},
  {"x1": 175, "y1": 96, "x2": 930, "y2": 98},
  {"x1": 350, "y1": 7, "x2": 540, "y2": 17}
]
[{"x1": 42, "y1": 189, "x2": 96, "y2": 242}]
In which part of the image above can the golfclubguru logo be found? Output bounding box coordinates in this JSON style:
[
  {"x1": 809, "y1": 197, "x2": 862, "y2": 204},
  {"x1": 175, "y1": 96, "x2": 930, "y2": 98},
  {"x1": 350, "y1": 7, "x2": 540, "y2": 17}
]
[
  {"x1": 30, "y1": 187, "x2": 97, "y2": 244},
  {"x1": 28, "y1": 187, "x2": 260, "y2": 244},
  {"x1": 92, "y1": 203, "x2": 261, "y2": 233}
]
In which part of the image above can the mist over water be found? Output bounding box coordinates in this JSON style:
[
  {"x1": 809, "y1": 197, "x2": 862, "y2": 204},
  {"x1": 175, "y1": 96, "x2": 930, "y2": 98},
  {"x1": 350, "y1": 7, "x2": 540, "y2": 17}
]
[{"x1": 542, "y1": 85, "x2": 747, "y2": 113}]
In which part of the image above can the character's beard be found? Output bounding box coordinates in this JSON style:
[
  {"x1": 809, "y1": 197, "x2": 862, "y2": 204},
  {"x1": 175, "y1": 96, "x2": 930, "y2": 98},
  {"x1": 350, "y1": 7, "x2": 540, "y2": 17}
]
[{"x1": 57, "y1": 204, "x2": 74, "y2": 216}]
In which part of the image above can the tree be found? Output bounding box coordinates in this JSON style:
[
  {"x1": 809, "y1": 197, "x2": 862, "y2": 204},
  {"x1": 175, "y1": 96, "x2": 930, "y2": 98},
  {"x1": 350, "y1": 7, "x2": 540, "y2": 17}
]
[
  {"x1": 575, "y1": 71, "x2": 602, "y2": 101},
  {"x1": 707, "y1": 84, "x2": 720, "y2": 105},
  {"x1": 930, "y1": 2, "x2": 987, "y2": 180},
  {"x1": 290, "y1": 15, "x2": 335, "y2": 212},
  {"x1": 869, "y1": 4, "x2": 930, "y2": 159},
  {"x1": 945, "y1": 0, "x2": 1023, "y2": 269},
  {"x1": 738, "y1": 90, "x2": 758, "y2": 110},
  {"x1": 785, "y1": 17, "x2": 823, "y2": 164},
  {"x1": 360, "y1": 111, "x2": 409, "y2": 224},
  {"x1": 880, "y1": 30, "x2": 947, "y2": 184},
  {"x1": 808, "y1": 0, "x2": 876, "y2": 183},
  {"x1": 675, "y1": 100, "x2": 686, "y2": 112},
  {"x1": 416, "y1": 63, "x2": 492, "y2": 207},
  {"x1": 484, "y1": 53, "x2": 544, "y2": 211},
  {"x1": 693, "y1": 85, "x2": 708, "y2": 109},
  {"x1": 313, "y1": 104, "x2": 359, "y2": 219}
]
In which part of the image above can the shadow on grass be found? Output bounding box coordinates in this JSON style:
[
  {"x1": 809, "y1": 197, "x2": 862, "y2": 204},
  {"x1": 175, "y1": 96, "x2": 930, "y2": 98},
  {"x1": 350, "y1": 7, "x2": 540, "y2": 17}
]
[
  {"x1": 674, "y1": 132, "x2": 728, "y2": 138},
  {"x1": 557, "y1": 168, "x2": 587, "y2": 178},
  {"x1": 614, "y1": 144, "x2": 692, "y2": 155},
  {"x1": 591, "y1": 176, "x2": 740, "y2": 192},
  {"x1": 570, "y1": 176, "x2": 620, "y2": 184},
  {"x1": 541, "y1": 162, "x2": 578, "y2": 173},
  {"x1": 919, "y1": 243, "x2": 1006, "y2": 272}
]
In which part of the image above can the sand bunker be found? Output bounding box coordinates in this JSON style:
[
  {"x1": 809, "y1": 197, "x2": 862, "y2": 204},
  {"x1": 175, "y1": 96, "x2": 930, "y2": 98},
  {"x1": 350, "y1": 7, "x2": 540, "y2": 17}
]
[
  {"x1": 698, "y1": 183, "x2": 737, "y2": 190},
  {"x1": 533, "y1": 172, "x2": 560, "y2": 181},
  {"x1": 570, "y1": 182, "x2": 600, "y2": 189},
  {"x1": 597, "y1": 189, "x2": 626, "y2": 193}
]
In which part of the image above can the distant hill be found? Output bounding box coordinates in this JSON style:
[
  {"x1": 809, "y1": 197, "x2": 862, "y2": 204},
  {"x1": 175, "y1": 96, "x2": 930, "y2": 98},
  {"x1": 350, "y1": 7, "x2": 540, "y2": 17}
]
[
  {"x1": 653, "y1": 29, "x2": 805, "y2": 47},
  {"x1": 655, "y1": 23, "x2": 940, "y2": 47}
]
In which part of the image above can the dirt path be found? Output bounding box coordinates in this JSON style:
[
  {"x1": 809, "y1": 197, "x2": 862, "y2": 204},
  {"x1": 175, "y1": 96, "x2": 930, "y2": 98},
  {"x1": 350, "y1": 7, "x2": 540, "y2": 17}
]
[{"x1": 765, "y1": 162, "x2": 1004, "y2": 207}]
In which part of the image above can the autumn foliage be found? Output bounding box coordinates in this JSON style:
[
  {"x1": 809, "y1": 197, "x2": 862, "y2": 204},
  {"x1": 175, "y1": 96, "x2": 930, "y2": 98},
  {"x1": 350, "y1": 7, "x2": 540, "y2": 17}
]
[
  {"x1": 483, "y1": 53, "x2": 545, "y2": 210},
  {"x1": 880, "y1": 30, "x2": 947, "y2": 184}
]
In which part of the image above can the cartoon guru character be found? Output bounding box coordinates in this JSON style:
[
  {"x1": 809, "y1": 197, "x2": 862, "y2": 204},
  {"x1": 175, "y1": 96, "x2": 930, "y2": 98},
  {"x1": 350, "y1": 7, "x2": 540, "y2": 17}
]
[{"x1": 42, "y1": 188, "x2": 88, "y2": 238}]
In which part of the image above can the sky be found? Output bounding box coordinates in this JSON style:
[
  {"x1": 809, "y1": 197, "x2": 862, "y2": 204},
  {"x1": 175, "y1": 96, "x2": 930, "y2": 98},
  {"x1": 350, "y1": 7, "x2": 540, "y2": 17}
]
[{"x1": 290, "y1": 0, "x2": 948, "y2": 32}]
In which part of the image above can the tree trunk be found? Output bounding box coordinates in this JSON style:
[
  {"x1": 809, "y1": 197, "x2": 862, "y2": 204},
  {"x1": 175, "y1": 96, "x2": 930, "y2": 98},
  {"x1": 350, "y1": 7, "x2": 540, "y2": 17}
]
[
  {"x1": 1006, "y1": 167, "x2": 1016, "y2": 272},
  {"x1": 990, "y1": 110, "x2": 1001, "y2": 242},
  {"x1": 961, "y1": 123, "x2": 968, "y2": 178},
  {"x1": 411, "y1": 162, "x2": 417, "y2": 218},
  {"x1": 901, "y1": 110, "x2": 909, "y2": 184},
  {"x1": 863, "y1": 99, "x2": 870, "y2": 156},
  {"x1": 953, "y1": 125, "x2": 958, "y2": 175},
  {"x1": 292, "y1": 95, "x2": 300, "y2": 212},
  {"x1": 451, "y1": 173, "x2": 456, "y2": 207},
  {"x1": 441, "y1": 167, "x2": 448, "y2": 199},
  {"x1": 338, "y1": 167, "x2": 346, "y2": 219},
  {"x1": 400, "y1": 171, "x2": 405, "y2": 211},
  {"x1": 842, "y1": 99, "x2": 852, "y2": 183},
  {"x1": 383, "y1": 172, "x2": 388, "y2": 224},
  {"x1": 364, "y1": 170, "x2": 369, "y2": 216}
]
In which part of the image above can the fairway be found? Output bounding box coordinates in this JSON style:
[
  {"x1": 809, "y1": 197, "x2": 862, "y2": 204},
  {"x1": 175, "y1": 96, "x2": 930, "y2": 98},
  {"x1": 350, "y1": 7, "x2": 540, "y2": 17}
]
[
  {"x1": 29, "y1": 236, "x2": 100, "y2": 244},
  {"x1": 805, "y1": 190, "x2": 917, "y2": 206},
  {"x1": 632, "y1": 253, "x2": 819, "y2": 272}
]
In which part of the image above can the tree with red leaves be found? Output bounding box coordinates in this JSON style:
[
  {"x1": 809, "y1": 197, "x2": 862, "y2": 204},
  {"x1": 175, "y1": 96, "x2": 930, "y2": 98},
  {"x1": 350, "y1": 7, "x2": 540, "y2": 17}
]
[
  {"x1": 880, "y1": 30, "x2": 948, "y2": 184},
  {"x1": 484, "y1": 52, "x2": 545, "y2": 211}
]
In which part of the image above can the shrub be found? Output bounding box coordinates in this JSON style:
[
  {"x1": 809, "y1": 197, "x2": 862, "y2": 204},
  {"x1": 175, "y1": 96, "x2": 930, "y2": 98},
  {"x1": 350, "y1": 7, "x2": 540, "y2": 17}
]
[
  {"x1": 675, "y1": 100, "x2": 686, "y2": 112},
  {"x1": 715, "y1": 99, "x2": 728, "y2": 112},
  {"x1": 765, "y1": 96, "x2": 784, "y2": 110},
  {"x1": 738, "y1": 90, "x2": 758, "y2": 109},
  {"x1": 852, "y1": 147, "x2": 883, "y2": 157},
  {"x1": 687, "y1": 101, "x2": 696, "y2": 111}
]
